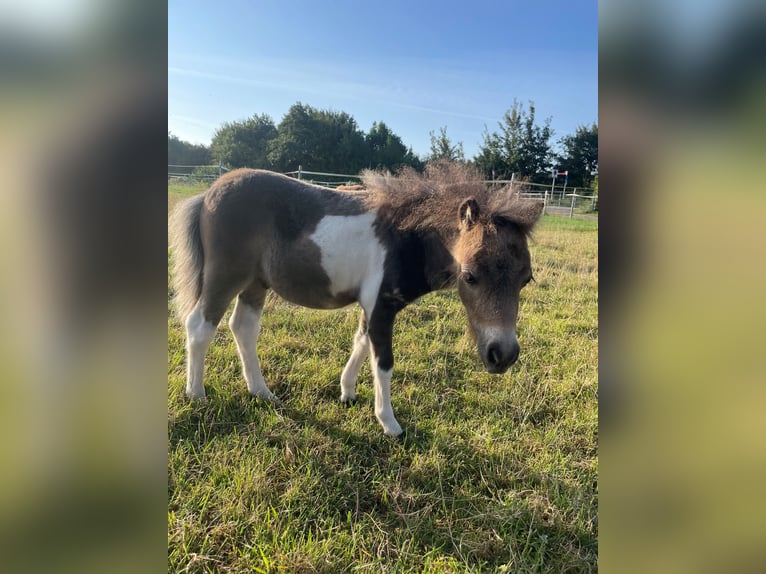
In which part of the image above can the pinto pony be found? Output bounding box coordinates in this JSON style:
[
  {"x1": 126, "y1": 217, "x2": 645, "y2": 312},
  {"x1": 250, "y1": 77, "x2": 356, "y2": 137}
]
[{"x1": 169, "y1": 162, "x2": 543, "y2": 436}]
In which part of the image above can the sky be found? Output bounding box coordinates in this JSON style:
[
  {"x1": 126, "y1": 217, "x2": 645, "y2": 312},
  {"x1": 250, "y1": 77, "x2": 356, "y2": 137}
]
[{"x1": 168, "y1": 0, "x2": 597, "y2": 160}]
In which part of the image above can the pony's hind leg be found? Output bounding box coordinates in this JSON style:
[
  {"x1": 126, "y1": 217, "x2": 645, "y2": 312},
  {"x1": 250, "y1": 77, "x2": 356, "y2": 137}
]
[
  {"x1": 228, "y1": 287, "x2": 278, "y2": 403},
  {"x1": 185, "y1": 301, "x2": 217, "y2": 399},
  {"x1": 340, "y1": 312, "x2": 369, "y2": 404},
  {"x1": 185, "y1": 263, "x2": 250, "y2": 400}
]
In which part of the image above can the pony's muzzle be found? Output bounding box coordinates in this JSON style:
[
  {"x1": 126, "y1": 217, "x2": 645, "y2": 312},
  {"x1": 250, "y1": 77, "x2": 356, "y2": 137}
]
[{"x1": 482, "y1": 338, "x2": 520, "y2": 374}]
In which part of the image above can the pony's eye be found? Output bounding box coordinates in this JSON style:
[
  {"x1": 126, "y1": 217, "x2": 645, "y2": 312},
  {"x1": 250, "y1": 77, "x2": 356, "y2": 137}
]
[{"x1": 461, "y1": 271, "x2": 477, "y2": 285}]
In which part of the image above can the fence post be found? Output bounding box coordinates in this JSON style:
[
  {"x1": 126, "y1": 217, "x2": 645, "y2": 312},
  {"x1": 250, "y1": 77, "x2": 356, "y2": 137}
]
[
  {"x1": 298, "y1": 165, "x2": 302, "y2": 180},
  {"x1": 569, "y1": 193, "x2": 576, "y2": 218},
  {"x1": 218, "y1": 161, "x2": 222, "y2": 178}
]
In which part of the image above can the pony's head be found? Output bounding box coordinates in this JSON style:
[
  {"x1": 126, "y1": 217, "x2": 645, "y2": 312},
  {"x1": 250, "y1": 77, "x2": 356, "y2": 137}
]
[
  {"x1": 361, "y1": 161, "x2": 544, "y2": 373},
  {"x1": 453, "y1": 196, "x2": 543, "y2": 373}
]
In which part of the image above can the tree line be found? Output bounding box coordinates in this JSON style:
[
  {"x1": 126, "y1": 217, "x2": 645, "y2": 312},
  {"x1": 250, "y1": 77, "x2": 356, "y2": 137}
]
[{"x1": 169, "y1": 100, "x2": 597, "y2": 189}]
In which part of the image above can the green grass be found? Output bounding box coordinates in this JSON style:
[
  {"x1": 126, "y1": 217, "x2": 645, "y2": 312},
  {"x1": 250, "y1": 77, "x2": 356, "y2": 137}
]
[
  {"x1": 168, "y1": 210, "x2": 598, "y2": 573},
  {"x1": 168, "y1": 180, "x2": 208, "y2": 214}
]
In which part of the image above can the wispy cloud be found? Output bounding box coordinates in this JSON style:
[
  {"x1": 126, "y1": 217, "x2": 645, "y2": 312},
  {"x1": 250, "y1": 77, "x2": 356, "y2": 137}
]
[
  {"x1": 168, "y1": 65, "x2": 290, "y2": 90},
  {"x1": 168, "y1": 113, "x2": 218, "y2": 129},
  {"x1": 379, "y1": 101, "x2": 496, "y2": 123},
  {"x1": 169, "y1": 58, "x2": 497, "y2": 125}
]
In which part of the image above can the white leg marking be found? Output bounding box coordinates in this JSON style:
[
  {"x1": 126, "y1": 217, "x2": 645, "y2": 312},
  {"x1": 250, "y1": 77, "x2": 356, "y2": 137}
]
[
  {"x1": 185, "y1": 303, "x2": 216, "y2": 399},
  {"x1": 371, "y1": 358, "x2": 402, "y2": 437},
  {"x1": 228, "y1": 298, "x2": 278, "y2": 402},
  {"x1": 340, "y1": 327, "x2": 369, "y2": 402}
]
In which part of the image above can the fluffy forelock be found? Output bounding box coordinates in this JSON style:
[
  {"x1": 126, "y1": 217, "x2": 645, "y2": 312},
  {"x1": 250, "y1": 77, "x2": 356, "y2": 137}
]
[{"x1": 361, "y1": 160, "x2": 538, "y2": 236}]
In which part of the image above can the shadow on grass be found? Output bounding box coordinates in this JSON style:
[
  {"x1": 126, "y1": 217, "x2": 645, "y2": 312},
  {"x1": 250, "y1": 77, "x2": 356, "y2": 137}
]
[
  {"x1": 168, "y1": 382, "x2": 597, "y2": 570},
  {"x1": 168, "y1": 381, "x2": 434, "y2": 453}
]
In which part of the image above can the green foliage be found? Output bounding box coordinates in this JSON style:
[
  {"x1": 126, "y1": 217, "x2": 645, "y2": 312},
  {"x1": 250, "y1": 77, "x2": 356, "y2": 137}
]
[
  {"x1": 428, "y1": 126, "x2": 465, "y2": 163},
  {"x1": 475, "y1": 100, "x2": 554, "y2": 183},
  {"x1": 211, "y1": 114, "x2": 278, "y2": 169},
  {"x1": 555, "y1": 123, "x2": 598, "y2": 189},
  {"x1": 203, "y1": 103, "x2": 424, "y2": 175},
  {"x1": 266, "y1": 103, "x2": 364, "y2": 173},
  {"x1": 168, "y1": 132, "x2": 212, "y2": 166},
  {"x1": 178, "y1": 101, "x2": 595, "y2": 185},
  {"x1": 366, "y1": 121, "x2": 422, "y2": 171},
  {"x1": 191, "y1": 165, "x2": 221, "y2": 179},
  {"x1": 168, "y1": 207, "x2": 598, "y2": 572}
]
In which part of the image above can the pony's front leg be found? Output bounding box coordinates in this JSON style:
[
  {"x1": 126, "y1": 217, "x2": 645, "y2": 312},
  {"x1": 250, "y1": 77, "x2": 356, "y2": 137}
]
[
  {"x1": 368, "y1": 307, "x2": 403, "y2": 437},
  {"x1": 340, "y1": 312, "x2": 369, "y2": 404}
]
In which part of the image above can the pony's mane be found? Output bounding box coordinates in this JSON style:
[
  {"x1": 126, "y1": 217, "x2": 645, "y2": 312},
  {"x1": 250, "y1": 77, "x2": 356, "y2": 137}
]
[{"x1": 361, "y1": 161, "x2": 537, "y2": 236}]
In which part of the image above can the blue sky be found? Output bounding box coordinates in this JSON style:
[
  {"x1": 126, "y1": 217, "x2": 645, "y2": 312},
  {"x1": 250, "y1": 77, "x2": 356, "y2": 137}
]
[{"x1": 169, "y1": 0, "x2": 597, "y2": 160}]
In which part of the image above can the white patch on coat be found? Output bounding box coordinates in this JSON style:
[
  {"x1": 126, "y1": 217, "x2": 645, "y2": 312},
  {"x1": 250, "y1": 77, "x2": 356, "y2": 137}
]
[{"x1": 309, "y1": 212, "x2": 386, "y2": 312}]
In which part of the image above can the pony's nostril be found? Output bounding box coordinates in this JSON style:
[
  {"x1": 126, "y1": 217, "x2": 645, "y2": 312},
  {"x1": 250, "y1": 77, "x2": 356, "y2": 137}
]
[
  {"x1": 487, "y1": 344, "x2": 501, "y2": 366},
  {"x1": 485, "y1": 340, "x2": 520, "y2": 372}
]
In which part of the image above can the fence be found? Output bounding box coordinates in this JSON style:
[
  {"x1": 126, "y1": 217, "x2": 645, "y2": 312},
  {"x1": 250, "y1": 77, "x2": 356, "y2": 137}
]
[
  {"x1": 284, "y1": 167, "x2": 363, "y2": 188},
  {"x1": 167, "y1": 164, "x2": 597, "y2": 215},
  {"x1": 488, "y1": 177, "x2": 597, "y2": 214},
  {"x1": 285, "y1": 169, "x2": 598, "y2": 216},
  {"x1": 168, "y1": 163, "x2": 228, "y2": 181}
]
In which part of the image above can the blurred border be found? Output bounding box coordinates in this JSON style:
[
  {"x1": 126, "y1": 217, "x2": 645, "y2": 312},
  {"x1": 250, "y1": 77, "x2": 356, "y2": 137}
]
[
  {"x1": 600, "y1": 1, "x2": 766, "y2": 571},
  {"x1": 3, "y1": 1, "x2": 765, "y2": 571},
  {"x1": 0, "y1": 2, "x2": 167, "y2": 572}
]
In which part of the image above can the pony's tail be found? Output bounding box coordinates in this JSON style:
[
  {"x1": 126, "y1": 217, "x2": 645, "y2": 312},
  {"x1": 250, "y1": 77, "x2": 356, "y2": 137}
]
[{"x1": 169, "y1": 194, "x2": 205, "y2": 322}]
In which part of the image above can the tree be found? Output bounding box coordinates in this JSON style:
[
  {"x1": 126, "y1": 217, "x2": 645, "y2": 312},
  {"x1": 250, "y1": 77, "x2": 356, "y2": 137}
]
[
  {"x1": 555, "y1": 123, "x2": 598, "y2": 189},
  {"x1": 268, "y1": 103, "x2": 368, "y2": 173},
  {"x1": 210, "y1": 114, "x2": 277, "y2": 169},
  {"x1": 365, "y1": 121, "x2": 420, "y2": 171},
  {"x1": 474, "y1": 99, "x2": 554, "y2": 183},
  {"x1": 168, "y1": 132, "x2": 211, "y2": 166},
  {"x1": 427, "y1": 126, "x2": 465, "y2": 163},
  {"x1": 474, "y1": 128, "x2": 504, "y2": 179},
  {"x1": 314, "y1": 108, "x2": 368, "y2": 173},
  {"x1": 207, "y1": 102, "x2": 424, "y2": 175}
]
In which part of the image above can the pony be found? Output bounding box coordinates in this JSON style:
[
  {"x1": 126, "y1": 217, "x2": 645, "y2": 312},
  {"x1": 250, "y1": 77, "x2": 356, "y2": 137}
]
[{"x1": 169, "y1": 162, "x2": 543, "y2": 436}]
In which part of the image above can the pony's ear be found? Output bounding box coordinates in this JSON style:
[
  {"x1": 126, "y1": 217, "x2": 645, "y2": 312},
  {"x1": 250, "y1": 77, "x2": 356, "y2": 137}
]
[
  {"x1": 459, "y1": 197, "x2": 480, "y2": 229},
  {"x1": 493, "y1": 200, "x2": 544, "y2": 233}
]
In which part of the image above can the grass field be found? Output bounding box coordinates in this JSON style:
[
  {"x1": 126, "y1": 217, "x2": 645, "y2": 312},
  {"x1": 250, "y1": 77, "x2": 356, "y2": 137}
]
[{"x1": 168, "y1": 180, "x2": 598, "y2": 573}]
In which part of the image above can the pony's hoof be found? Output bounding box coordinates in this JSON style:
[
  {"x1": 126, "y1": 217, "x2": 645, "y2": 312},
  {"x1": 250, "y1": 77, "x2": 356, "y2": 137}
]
[
  {"x1": 340, "y1": 396, "x2": 357, "y2": 407},
  {"x1": 383, "y1": 422, "x2": 403, "y2": 438},
  {"x1": 185, "y1": 390, "x2": 207, "y2": 401},
  {"x1": 252, "y1": 390, "x2": 281, "y2": 405}
]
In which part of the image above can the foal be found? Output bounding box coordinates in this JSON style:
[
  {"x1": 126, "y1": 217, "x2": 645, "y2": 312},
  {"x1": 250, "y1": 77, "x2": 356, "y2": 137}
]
[{"x1": 169, "y1": 163, "x2": 542, "y2": 436}]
